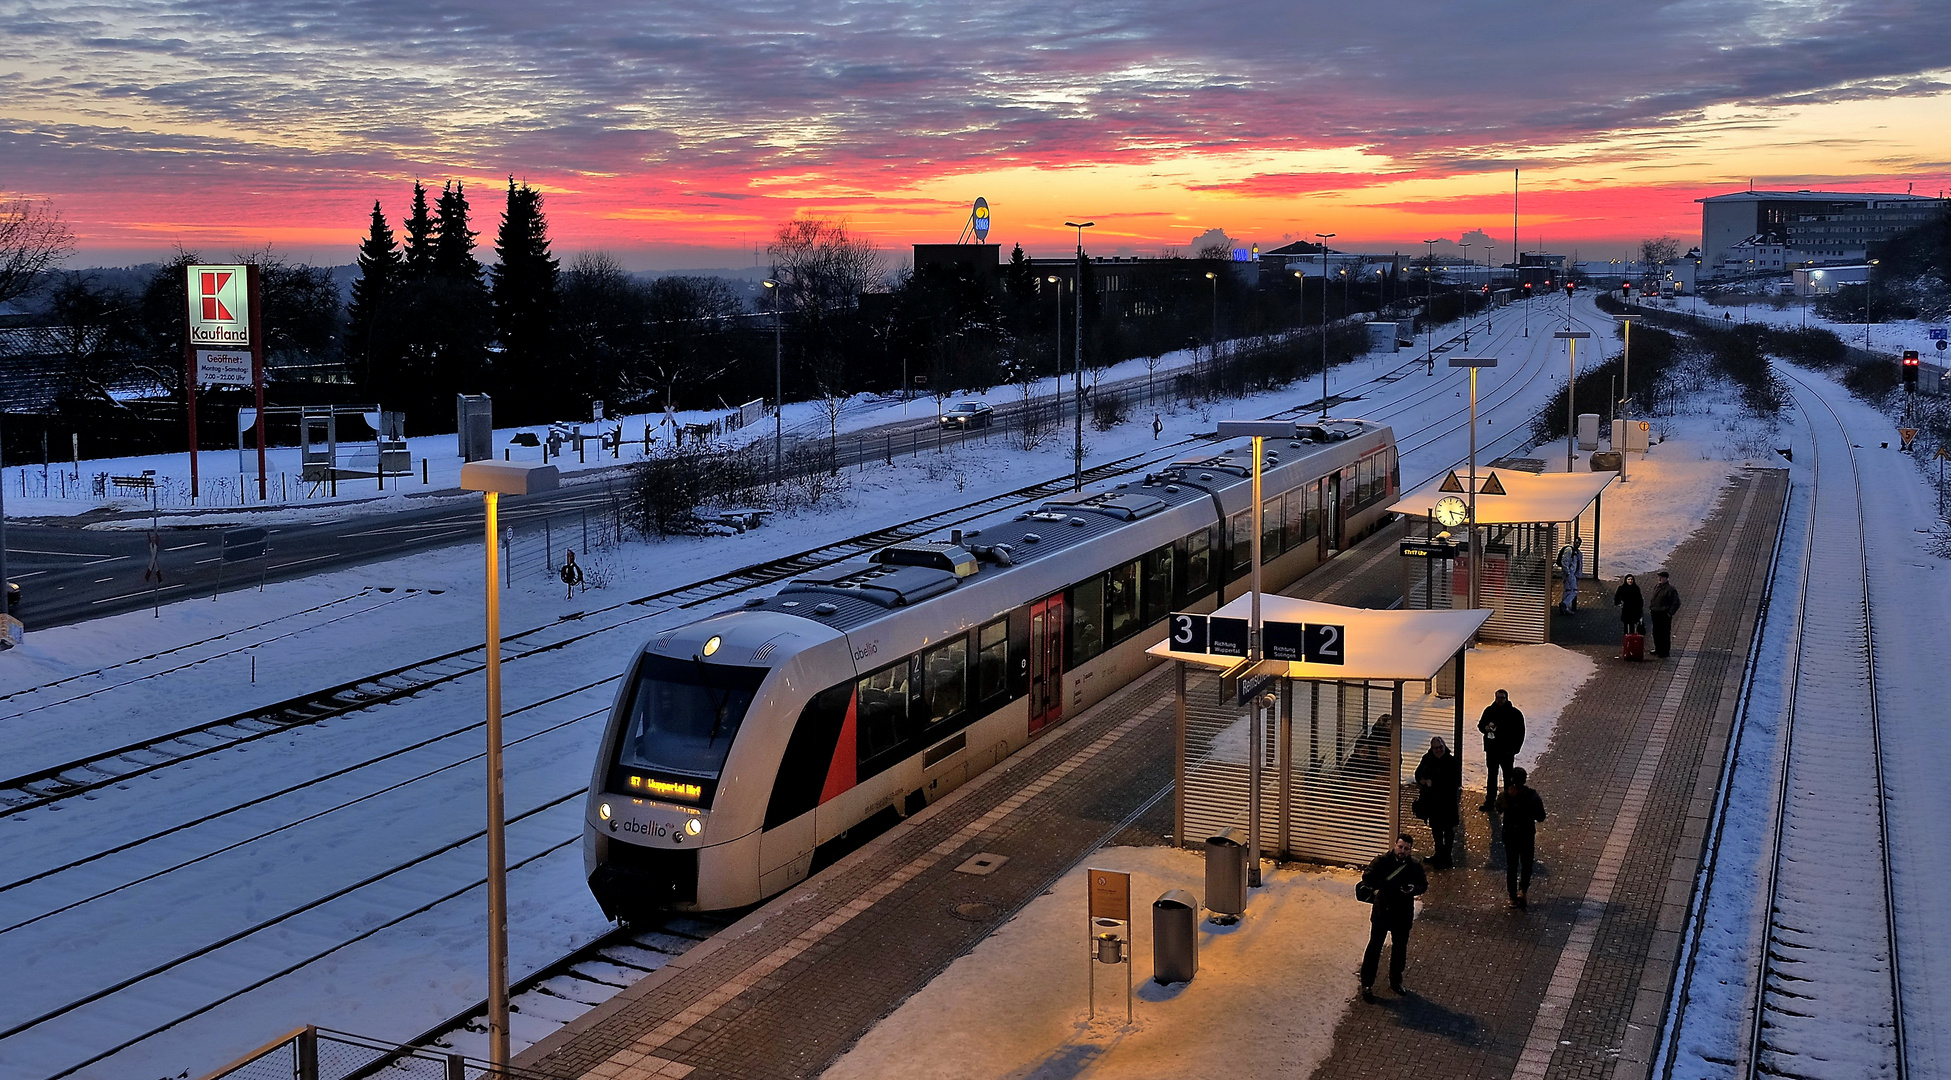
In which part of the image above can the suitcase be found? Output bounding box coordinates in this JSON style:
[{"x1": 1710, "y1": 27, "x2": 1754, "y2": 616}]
[{"x1": 1622, "y1": 632, "x2": 1646, "y2": 661}]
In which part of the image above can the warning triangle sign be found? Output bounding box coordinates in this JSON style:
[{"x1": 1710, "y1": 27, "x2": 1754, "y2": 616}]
[
  {"x1": 1480, "y1": 471, "x2": 1507, "y2": 495},
  {"x1": 1439, "y1": 471, "x2": 1466, "y2": 493}
]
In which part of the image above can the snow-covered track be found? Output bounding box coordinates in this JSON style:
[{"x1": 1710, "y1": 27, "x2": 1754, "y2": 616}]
[{"x1": 1749, "y1": 366, "x2": 1906, "y2": 1079}]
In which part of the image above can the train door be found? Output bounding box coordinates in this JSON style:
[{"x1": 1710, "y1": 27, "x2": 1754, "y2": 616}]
[
  {"x1": 1324, "y1": 472, "x2": 1343, "y2": 553},
  {"x1": 1028, "y1": 593, "x2": 1065, "y2": 735}
]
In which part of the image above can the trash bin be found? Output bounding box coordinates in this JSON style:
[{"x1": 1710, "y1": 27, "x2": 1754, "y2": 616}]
[
  {"x1": 1153, "y1": 889, "x2": 1198, "y2": 984},
  {"x1": 1589, "y1": 450, "x2": 1622, "y2": 472},
  {"x1": 1577, "y1": 413, "x2": 1600, "y2": 451},
  {"x1": 1206, "y1": 827, "x2": 1248, "y2": 919}
]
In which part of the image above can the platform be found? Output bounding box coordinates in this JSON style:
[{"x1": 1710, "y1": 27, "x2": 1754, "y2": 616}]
[{"x1": 516, "y1": 467, "x2": 1787, "y2": 1080}]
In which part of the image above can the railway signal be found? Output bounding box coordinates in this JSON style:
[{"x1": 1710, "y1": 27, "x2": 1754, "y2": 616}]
[{"x1": 1902, "y1": 350, "x2": 1919, "y2": 392}]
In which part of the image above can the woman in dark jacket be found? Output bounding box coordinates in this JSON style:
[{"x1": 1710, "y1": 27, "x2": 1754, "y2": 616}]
[
  {"x1": 1614, "y1": 574, "x2": 1644, "y2": 632},
  {"x1": 1414, "y1": 737, "x2": 1462, "y2": 868}
]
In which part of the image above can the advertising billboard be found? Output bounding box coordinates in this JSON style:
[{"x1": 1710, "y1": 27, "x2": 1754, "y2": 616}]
[{"x1": 186, "y1": 265, "x2": 253, "y2": 347}]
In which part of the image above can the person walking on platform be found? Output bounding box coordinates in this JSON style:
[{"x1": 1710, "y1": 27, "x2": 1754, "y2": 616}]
[
  {"x1": 1497, "y1": 767, "x2": 1548, "y2": 908},
  {"x1": 1478, "y1": 689, "x2": 1525, "y2": 811},
  {"x1": 1414, "y1": 737, "x2": 1461, "y2": 868},
  {"x1": 1649, "y1": 570, "x2": 1683, "y2": 658},
  {"x1": 1615, "y1": 573, "x2": 1644, "y2": 631},
  {"x1": 1357, "y1": 833, "x2": 1429, "y2": 1000},
  {"x1": 1556, "y1": 543, "x2": 1584, "y2": 614}
]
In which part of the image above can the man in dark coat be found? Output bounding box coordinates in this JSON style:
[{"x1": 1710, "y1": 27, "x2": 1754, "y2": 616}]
[
  {"x1": 1497, "y1": 767, "x2": 1548, "y2": 908},
  {"x1": 1478, "y1": 689, "x2": 1525, "y2": 811},
  {"x1": 1358, "y1": 833, "x2": 1429, "y2": 1000},
  {"x1": 1415, "y1": 737, "x2": 1461, "y2": 868},
  {"x1": 1648, "y1": 570, "x2": 1682, "y2": 658}
]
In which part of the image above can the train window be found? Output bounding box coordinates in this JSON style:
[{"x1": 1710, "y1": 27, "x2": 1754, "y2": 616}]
[
  {"x1": 921, "y1": 639, "x2": 968, "y2": 729},
  {"x1": 1141, "y1": 545, "x2": 1173, "y2": 626},
  {"x1": 855, "y1": 662, "x2": 911, "y2": 764},
  {"x1": 1228, "y1": 510, "x2": 1251, "y2": 574},
  {"x1": 1390, "y1": 448, "x2": 1400, "y2": 496},
  {"x1": 977, "y1": 619, "x2": 1008, "y2": 703},
  {"x1": 1105, "y1": 559, "x2": 1142, "y2": 645},
  {"x1": 1262, "y1": 496, "x2": 1282, "y2": 564},
  {"x1": 1304, "y1": 480, "x2": 1323, "y2": 541},
  {"x1": 610, "y1": 654, "x2": 769, "y2": 800},
  {"x1": 1183, "y1": 527, "x2": 1213, "y2": 600},
  {"x1": 1070, "y1": 575, "x2": 1105, "y2": 666},
  {"x1": 1283, "y1": 486, "x2": 1308, "y2": 552}
]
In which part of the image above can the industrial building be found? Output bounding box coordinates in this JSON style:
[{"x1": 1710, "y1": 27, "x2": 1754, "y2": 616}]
[{"x1": 1696, "y1": 189, "x2": 1943, "y2": 278}]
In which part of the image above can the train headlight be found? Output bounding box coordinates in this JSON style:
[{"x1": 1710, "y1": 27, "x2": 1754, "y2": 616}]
[
  {"x1": 598, "y1": 803, "x2": 612, "y2": 821},
  {"x1": 703, "y1": 635, "x2": 722, "y2": 657},
  {"x1": 684, "y1": 817, "x2": 704, "y2": 837}
]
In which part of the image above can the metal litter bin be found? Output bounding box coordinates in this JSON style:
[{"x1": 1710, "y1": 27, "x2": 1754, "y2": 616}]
[
  {"x1": 1206, "y1": 827, "x2": 1248, "y2": 918},
  {"x1": 1153, "y1": 889, "x2": 1198, "y2": 984}
]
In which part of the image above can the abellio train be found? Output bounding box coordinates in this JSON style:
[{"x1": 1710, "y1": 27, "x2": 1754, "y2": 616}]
[{"x1": 585, "y1": 419, "x2": 1399, "y2": 917}]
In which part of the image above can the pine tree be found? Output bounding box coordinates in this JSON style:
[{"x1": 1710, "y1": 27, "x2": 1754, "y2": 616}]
[
  {"x1": 419, "y1": 180, "x2": 490, "y2": 406},
  {"x1": 346, "y1": 201, "x2": 402, "y2": 394},
  {"x1": 490, "y1": 177, "x2": 563, "y2": 414},
  {"x1": 402, "y1": 182, "x2": 435, "y2": 279},
  {"x1": 433, "y1": 181, "x2": 482, "y2": 285}
]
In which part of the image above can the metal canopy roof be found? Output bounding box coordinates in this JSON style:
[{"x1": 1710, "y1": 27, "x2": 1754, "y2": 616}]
[
  {"x1": 1147, "y1": 596, "x2": 1489, "y2": 682},
  {"x1": 1390, "y1": 469, "x2": 1613, "y2": 525}
]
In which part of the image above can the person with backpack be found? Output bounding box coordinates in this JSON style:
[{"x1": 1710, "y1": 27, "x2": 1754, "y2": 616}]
[
  {"x1": 1414, "y1": 737, "x2": 1461, "y2": 868},
  {"x1": 1478, "y1": 689, "x2": 1525, "y2": 811},
  {"x1": 1496, "y1": 767, "x2": 1548, "y2": 909},
  {"x1": 560, "y1": 549, "x2": 585, "y2": 599},
  {"x1": 1356, "y1": 833, "x2": 1429, "y2": 1000},
  {"x1": 1648, "y1": 570, "x2": 1682, "y2": 658}
]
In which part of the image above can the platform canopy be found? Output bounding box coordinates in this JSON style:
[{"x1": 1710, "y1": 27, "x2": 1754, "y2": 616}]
[
  {"x1": 1390, "y1": 468, "x2": 1612, "y2": 526},
  {"x1": 1147, "y1": 595, "x2": 1489, "y2": 682}
]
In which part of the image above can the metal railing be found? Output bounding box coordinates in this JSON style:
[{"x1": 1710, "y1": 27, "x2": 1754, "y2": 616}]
[{"x1": 195, "y1": 1025, "x2": 555, "y2": 1080}]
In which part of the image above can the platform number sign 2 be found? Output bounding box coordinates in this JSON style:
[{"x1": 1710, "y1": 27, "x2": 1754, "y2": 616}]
[
  {"x1": 1304, "y1": 623, "x2": 1345, "y2": 665},
  {"x1": 1170, "y1": 613, "x2": 1209, "y2": 654}
]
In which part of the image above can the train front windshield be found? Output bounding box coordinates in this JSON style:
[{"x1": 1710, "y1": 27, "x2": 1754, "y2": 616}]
[{"x1": 609, "y1": 654, "x2": 768, "y2": 804}]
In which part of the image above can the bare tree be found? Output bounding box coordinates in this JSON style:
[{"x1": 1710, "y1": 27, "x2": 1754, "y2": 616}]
[
  {"x1": 643, "y1": 274, "x2": 740, "y2": 409},
  {"x1": 0, "y1": 198, "x2": 76, "y2": 307},
  {"x1": 1639, "y1": 236, "x2": 1680, "y2": 269}
]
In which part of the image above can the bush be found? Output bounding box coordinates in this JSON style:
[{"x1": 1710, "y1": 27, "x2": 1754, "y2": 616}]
[
  {"x1": 627, "y1": 443, "x2": 761, "y2": 536},
  {"x1": 1091, "y1": 393, "x2": 1129, "y2": 431}
]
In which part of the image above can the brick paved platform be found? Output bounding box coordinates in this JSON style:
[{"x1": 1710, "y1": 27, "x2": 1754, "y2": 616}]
[{"x1": 515, "y1": 467, "x2": 1785, "y2": 1080}]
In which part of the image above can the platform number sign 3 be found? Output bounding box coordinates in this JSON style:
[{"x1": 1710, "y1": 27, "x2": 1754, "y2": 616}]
[
  {"x1": 1304, "y1": 623, "x2": 1345, "y2": 665},
  {"x1": 1170, "y1": 612, "x2": 1209, "y2": 654}
]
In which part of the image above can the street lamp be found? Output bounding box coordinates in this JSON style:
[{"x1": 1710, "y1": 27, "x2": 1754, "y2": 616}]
[
  {"x1": 1864, "y1": 258, "x2": 1880, "y2": 351},
  {"x1": 1047, "y1": 274, "x2": 1063, "y2": 431},
  {"x1": 761, "y1": 279, "x2": 783, "y2": 482},
  {"x1": 458, "y1": 459, "x2": 560, "y2": 1075},
  {"x1": 1555, "y1": 330, "x2": 1593, "y2": 472},
  {"x1": 1612, "y1": 315, "x2": 1639, "y2": 484},
  {"x1": 1423, "y1": 239, "x2": 1440, "y2": 372},
  {"x1": 1316, "y1": 232, "x2": 1335, "y2": 416},
  {"x1": 1449, "y1": 356, "x2": 1496, "y2": 620},
  {"x1": 1064, "y1": 221, "x2": 1094, "y2": 490}
]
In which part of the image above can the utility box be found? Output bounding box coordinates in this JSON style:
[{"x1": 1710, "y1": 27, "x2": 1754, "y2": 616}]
[
  {"x1": 1205, "y1": 827, "x2": 1248, "y2": 919},
  {"x1": 1577, "y1": 413, "x2": 1600, "y2": 451},
  {"x1": 1366, "y1": 322, "x2": 1399, "y2": 354},
  {"x1": 457, "y1": 394, "x2": 493, "y2": 462},
  {"x1": 1153, "y1": 890, "x2": 1199, "y2": 984},
  {"x1": 1612, "y1": 418, "x2": 1651, "y2": 452}
]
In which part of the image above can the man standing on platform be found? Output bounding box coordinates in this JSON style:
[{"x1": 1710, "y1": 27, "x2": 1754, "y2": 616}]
[
  {"x1": 1358, "y1": 833, "x2": 1428, "y2": 1001},
  {"x1": 1478, "y1": 689, "x2": 1525, "y2": 811},
  {"x1": 1649, "y1": 570, "x2": 1683, "y2": 658},
  {"x1": 1497, "y1": 767, "x2": 1548, "y2": 909}
]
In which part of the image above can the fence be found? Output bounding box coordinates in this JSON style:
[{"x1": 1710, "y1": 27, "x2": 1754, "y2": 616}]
[
  {"x1": 498, "y1": 481, "x2": 630, "y2": 589},
  {"x1": 194, "y1": 1025, "x2": 553, "y2": 1080}
]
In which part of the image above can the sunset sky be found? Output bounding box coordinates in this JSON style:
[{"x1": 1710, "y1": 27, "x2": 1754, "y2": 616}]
[{"x1": 5, "y1": 0, "x2": 1950, "y2": 270}]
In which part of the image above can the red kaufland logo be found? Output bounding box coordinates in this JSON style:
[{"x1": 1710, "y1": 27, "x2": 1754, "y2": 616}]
[
  {"x1": 200, "y1": 271, "x2": 234, "y2": 321},
  {"x1": 186, "y1": 264, "x2": 250, "y2": 345}
]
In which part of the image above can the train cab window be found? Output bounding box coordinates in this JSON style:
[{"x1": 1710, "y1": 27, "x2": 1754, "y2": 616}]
[
  {"x1": 921, "y1": 639, "x2": 968, "y2": 729},
  {"x1": 1261, "y1": 495, "x2": 1282, "y2": 564},
  {"x1": 1183, "y1": 527, "x2": 1214, "y2": 601},
  {"x1": 1389, "y1": 449, "x2": 1400, "y2": 497},
  {"x1": 610, "y1": 654, "x2": 768, "y2": 801},
  {"x1": 856, "y1": 662, "x2": 912, "y2": 763},
  {"x1": 1303, "y1": 481, "x2": 1324, "y2": 541},
  {"x1": 1141, "y1": 545, "x2": 1173, "y2": 626},
  {"x1": 1228, "y1": 510, "x2": 1252, "y2": 575},
  {"x1": 977, "y1": 618, "x2": 1008, "y2": 704},
  {"x1": 1105, "y1": 559, "x2": 1142, "y2": 645},
  {"x1": 1070, "y1": 575, "x2": 1105, "y2": 666}
]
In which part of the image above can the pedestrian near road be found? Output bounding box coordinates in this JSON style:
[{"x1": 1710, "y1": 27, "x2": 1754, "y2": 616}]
[
  {"x1": 1649, "y1": 570, "x2": 1682, "y2": 658},
  {"x1": 560, "y1": 549, "x2": 585, "y2": 599},
  {"x1": 1357, "y1": 833, "x2": 1429, "y2": 1001},
  {"x1": 1556, "y1": 543, "x2": 1583, "y2": 614},
  {"x1": 1478, "y1": 689, "x2": 1525, "y2": 811},
  {"x1": 1614, "y1": 573, "x2": 1644, "y2": 631},
  {"x1": 1496, "y1": 767, "x2": 1548, "y2": 908},
  {"x1": 1153, "y1": 413, "x2": 1163, "y2": 440},
  {"x1": 1414, "y1": 737, "x2": 1461, "y2": 868}
]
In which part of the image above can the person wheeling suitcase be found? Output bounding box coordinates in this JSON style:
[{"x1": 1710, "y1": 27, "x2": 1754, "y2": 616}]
[{"x1": 1615, "y1": 573, "x2": 1645, "y2": 662}]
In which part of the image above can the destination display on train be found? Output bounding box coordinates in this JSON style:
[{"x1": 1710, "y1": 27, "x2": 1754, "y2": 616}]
[{"x1": 1167, "y1": 613, "x2": 1345, "y2": 665}]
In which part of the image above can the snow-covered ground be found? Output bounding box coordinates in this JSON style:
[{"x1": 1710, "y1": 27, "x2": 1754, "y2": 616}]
[
  {"x1": 0, "y1": 292, "x2": 1781, "y2": 1080},
  {"x1": 1628, "y1": 293, "x2": 1950, "y2": 359}
]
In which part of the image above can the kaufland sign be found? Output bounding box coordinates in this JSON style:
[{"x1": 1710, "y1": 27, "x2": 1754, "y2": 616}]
[{"x1": 186, "y1": 265, "x2": 252, "y2": 346}]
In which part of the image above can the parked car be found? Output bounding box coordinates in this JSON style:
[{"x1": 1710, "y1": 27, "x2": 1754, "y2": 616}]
[{"x1": 940, "y1": 401, "x2": 995, "y2": 429}]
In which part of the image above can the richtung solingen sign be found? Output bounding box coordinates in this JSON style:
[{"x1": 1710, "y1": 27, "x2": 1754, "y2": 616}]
[{"x1": 186, "y1": 264, "x2": 252, "y2": 346}]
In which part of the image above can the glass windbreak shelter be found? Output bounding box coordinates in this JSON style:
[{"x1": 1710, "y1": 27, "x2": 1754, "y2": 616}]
[{"x1": 1150, "y1": 598, "x2": 1489, "y2": 867}]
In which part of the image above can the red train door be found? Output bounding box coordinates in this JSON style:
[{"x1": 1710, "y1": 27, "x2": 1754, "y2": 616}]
[{"x1": 1028, "y1": 593, "x2": 1065, "y2": 735}]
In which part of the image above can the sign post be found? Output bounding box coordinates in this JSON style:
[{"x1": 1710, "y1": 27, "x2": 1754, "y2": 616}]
[
  {"x1": 1086, "y1": 868, "x2": 1132, "y2": 1023},
  {"x1": 186, "y1": 265, "x2": 266, "y2": 502},
  {"x1": 1449, "y1": 356, "x2": 1499, "y2": 620},
  {"x1": 1554, "y1": 331, "x2": 1593, "y2": 473}
]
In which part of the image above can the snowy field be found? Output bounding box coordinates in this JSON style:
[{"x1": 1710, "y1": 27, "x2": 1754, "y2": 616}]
[
  {"x1": 0, "y1": 293, "x2": 1787, "y2": 1080},
  {"x1": 1627, "y1": 292, "x2": 1950, "y2": 359}
]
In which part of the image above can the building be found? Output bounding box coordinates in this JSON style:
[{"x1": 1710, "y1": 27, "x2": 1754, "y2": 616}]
[
  {"x1": 1696, "y1": 189, "x2": 1940, "y2": 278},
  {"x1": 1787, "y1": 201, "x2": 1946, "y2": 263},
  {"x1": 1790, "y1": 264, "x2": 1871, "y2": 298}
]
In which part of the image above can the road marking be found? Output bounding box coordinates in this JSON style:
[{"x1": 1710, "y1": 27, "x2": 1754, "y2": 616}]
[
  {"x1": 5, "y1": 548, "x2": 111, "y2": 558},
  {"x1": 405, "y1": 530, "x2": 470, "y2": 545},
  {"x1": 82, "y1": 555, "x2": 133, "y2": 567},
  {"x1": 268, "y1": 553, "x2": 338, "y2": 571},
  {"x1": 91, "y1": 584, "x2": 184, "y2": 605},
  {"x1": 165, "y1": 542, "x2": 208, "y2": 551},
  {"x1": 195, "y1": 557, "x2": 222, "y2": 565},
  {"x1": 93, "y1": 576, "x2": 114, "y2": 583}
]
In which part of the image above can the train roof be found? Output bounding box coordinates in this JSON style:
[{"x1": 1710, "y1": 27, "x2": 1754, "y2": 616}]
[{"x1": 728, "y1": 417, "x2": 1390, "y2": 634}]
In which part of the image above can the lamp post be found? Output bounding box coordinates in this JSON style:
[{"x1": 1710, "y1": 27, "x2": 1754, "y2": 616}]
[
  {"x1": 1422, "y1": 239, "x2": 1440, "y2": 372},
  {"x1": 1864, "y1": 258, "x2": 1880, "y2": 351},
  {"x1": 1047, "y1": 275, "x2": 1063, "y2": 432},
  {"x1": 762, "y1": 279, "x2": 783, "y2": 482},
  {"x1": 1205, "y1": 270, "x2": 1219, "y2": 360},
  {"x1": 1316, "y1": 233, "x2": 1335, "y2": 416},
  {"x1": 1555, "y1": 330, "x2": 1593, "y2": 472},
  {"x1": 1064, "y1": 221, "x2": 1094, "y2": 490},
  {"x1": 458, "y1": 460, "x2": 560, "y2": 1075},
  {"x1": 1449, "y1": 357, "x2": 1496, "y2": 620}
]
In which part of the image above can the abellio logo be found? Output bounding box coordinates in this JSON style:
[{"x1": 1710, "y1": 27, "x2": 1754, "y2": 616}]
[{"x1": 186, "y1": 264, "x2": 251, "y2": 345}]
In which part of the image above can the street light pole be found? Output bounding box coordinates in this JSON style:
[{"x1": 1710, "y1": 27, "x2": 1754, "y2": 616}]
[
  {"x1": 762, "y1": 279, "x2": 783, "y2": 482},
  {"x1": 1047, "y1": 275, "x2": 1063, "y2": 433},
  {"x1": 1205, "y1": 271, "x2": 1219, "y2": 360},
  {"x1": 459, "y1": 460, "x2": 559, "y2": 1077},
  {"x1": 1316, "y1": 233, "x2": 1335, "y2": 416},
  {"x1": 1064, "y1": 221, "x2": 1094, "y2": 490},
  {"x1": 1555, "y1": 330, "x2": 1593, "y2": 473},
  {"x1": 1423, "y1": 239, "x2": 1439, "y2": 372}
]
